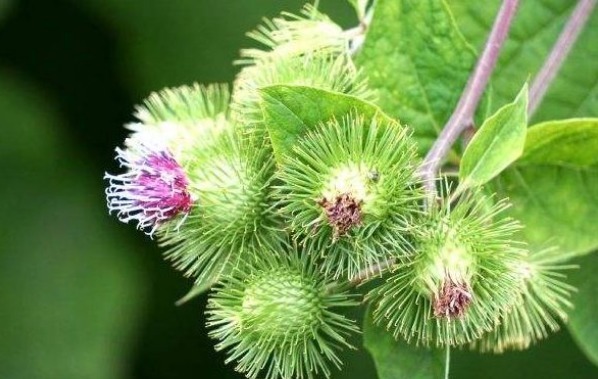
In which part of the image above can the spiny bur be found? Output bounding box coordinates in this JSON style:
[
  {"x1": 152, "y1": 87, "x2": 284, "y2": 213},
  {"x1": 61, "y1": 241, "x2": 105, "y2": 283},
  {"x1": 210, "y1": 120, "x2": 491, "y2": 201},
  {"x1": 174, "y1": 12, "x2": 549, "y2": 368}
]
[
  {"x1": 206, "y1": 244, "x2": 359, "y2": 379},
  {"x1": 369, "y1": 189, "x2": 528, "y2": 346},
  {"x1": 276, "y1": 115, "x2": 424, "y2": 279}
]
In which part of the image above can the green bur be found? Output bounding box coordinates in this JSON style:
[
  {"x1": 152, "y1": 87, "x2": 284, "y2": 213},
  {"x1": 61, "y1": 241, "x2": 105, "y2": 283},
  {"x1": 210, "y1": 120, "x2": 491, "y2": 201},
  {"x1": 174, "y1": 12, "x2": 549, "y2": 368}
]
[
  {"x1": 276, "y1": 115, "x2": 424, "y2": 279},
  {"x1": 206, "y1": 247, "x2": 359, "y2": 379},
  {"x1": 369, "y1": 190, "x2": 528, "y2": 347},
  {"x1": 160, "y1": 132, "x2": 282, "y2": 287}
]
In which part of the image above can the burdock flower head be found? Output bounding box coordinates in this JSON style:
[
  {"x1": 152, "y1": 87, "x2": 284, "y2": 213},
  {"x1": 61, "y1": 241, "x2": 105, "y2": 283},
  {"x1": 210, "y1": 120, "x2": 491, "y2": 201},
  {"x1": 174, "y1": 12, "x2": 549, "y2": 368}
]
[
  {"x1": 159, "y1": 131, "x2": 282, "y2": 286},
  {"x1": 104, "y1": 139, "x2": 194, "y2": 235},
  {"x1": 237, "y1": 4, "x2": 350, "y2": 65},
  {"x1": 206, "y1": 242, "x2": 358, "y2": 379},
  {"x1": 422, "y1": 224, "x2": 475, "y2": 319},
  {"x1": 276, "y1": 115, "x2": 423, "y2": 279},
  {"x1": 104, "y1": 83, "x2": 232, "y2": 235},
  {"x1": 368, "y1": 189, "x2": 528, "y2": 347},
  {"x1": 104, "y1": 82, "x2": 253, "y2": 286}
]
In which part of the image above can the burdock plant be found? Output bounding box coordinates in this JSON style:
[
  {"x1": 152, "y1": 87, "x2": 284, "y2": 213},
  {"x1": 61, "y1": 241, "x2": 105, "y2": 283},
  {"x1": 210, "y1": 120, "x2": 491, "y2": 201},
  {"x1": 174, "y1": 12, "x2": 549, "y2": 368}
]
[{"x1": 104, "y1": 1, "x2": 597, "y2": 378}]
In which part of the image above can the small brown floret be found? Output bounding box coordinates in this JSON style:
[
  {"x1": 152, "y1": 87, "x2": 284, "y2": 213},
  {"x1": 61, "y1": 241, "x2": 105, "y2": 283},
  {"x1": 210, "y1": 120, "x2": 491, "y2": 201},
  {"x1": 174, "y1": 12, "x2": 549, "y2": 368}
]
[
  {"x1": 318, "y1": 193, "x2": 363, "y2": 238},
  {"x1": 433, "y1": 279, "x2": 473, "y2": 319}
]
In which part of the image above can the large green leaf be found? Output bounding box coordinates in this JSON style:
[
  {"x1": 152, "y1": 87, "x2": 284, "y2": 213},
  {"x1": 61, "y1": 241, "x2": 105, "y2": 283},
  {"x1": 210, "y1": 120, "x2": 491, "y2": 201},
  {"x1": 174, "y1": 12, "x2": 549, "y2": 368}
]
[
  {"x1": 460, "y1": 84, "x2": 528, "y2": 189},
  {"x1": 493, "y1": 119, "x2": 598, "y2": 259},
  {"x1": 567, "y1": 253, "x2": 598, "y2": 366},
  {"x1": 356, "y1": 0, "x2": 478, "y2": 154},
  {"x1": 363, "y1": 306, "x2": 445, "y2": 379},
  {"x1": 260, "y1": 84, "x2": 394, "y2": 163},
  {"x1": 450, "y1": 0, "x2": 598, "y2": 122}
]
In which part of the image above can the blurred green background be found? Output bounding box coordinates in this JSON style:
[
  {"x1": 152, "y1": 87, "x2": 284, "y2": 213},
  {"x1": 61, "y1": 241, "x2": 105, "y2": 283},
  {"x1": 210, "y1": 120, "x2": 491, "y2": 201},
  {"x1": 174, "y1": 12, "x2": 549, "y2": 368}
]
[{"x1": 0, "y1": 1, "x2": 595, "y2": 378}]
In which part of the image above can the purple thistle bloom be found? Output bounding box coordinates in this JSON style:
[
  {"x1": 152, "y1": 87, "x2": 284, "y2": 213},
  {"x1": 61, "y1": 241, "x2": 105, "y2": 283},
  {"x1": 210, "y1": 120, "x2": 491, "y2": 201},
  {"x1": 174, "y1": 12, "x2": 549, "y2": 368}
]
[{"x1": 104, "y1": 141, "x2": 193, "y2": 235}]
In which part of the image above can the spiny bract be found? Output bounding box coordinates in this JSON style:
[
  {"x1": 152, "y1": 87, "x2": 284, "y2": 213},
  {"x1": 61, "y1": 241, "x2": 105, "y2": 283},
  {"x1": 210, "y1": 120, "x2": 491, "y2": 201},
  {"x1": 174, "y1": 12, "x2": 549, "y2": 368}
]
[
  {"x1": 160, "y1": 131, "x2": 282, "y2": 287},
  {"x1": 472, "y1": 247, "x2": 576, "y2": 353}
]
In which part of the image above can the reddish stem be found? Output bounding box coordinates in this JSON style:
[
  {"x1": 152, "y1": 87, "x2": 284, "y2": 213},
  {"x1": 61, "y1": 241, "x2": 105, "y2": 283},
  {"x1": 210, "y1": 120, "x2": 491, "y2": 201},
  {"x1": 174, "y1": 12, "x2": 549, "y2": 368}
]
[
  {"x1": 528, "y1": 0, "x2": 597, "y2": 116},
  {"x1": 419, "y1": 0, "x2": 519, "y2": 195}
]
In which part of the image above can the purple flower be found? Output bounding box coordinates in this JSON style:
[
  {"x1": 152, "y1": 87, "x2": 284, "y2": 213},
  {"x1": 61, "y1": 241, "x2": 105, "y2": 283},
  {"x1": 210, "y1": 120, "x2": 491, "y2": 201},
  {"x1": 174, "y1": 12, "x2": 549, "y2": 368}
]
[{"x1": 105, "y1": 141, "x2": 193, "y2": 235}]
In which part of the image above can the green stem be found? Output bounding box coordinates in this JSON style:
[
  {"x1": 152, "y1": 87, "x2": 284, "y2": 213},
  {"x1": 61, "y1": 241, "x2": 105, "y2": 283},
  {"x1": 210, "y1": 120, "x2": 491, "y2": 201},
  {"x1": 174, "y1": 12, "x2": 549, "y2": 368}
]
[{"x1": 444, "y1": 345, "x2": 451, "y2": 379}]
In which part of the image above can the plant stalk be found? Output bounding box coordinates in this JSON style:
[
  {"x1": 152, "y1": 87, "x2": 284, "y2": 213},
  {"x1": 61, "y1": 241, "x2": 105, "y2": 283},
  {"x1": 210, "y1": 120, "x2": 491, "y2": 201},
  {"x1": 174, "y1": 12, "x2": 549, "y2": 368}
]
[
  {"x1": 418, "y1": 0, "x2": 519, "y2": 196},
  {"x1": 444, "y1": 345, "x2": 451, "y2": 379},
  {"x1": 347, "y1": 5, "x2": 375, "y2": 55},
  {"x1": 528, "y1": 0, "x2": 597, "y2": 116}
]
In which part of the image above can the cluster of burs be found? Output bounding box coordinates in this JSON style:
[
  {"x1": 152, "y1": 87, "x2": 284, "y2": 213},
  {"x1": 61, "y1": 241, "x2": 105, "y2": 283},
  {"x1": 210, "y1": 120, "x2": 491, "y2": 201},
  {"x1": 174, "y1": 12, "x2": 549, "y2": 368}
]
[{"x1": 104, "y1": 5, "x2": 575, "y2": 379}]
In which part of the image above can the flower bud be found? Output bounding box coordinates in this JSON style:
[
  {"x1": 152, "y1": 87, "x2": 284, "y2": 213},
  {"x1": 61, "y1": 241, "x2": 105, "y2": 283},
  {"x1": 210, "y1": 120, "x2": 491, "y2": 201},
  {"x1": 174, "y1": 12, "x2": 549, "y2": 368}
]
[
  {"x1": 105, "y1": 82, "x2": 281, "y2": 287},
  {"x1": 105, "y1": 83, "x2": 231, "y2": 235},
  {"x1": 276, "y1": 115, "x2": 423, "y2": 279},
  {"x1": 416, "y1": 227, "x2": 475, "y2": 319},
  {"x1": 161, "y1": 133, "x2": 282, "y2": 286},
  {"x1": 207, "y1": 245, "x2": 358, "y2": 379},
  {"x1": 369, "y1": 191, "x2": 527, "y2": 347},
  {"x1": 241, "y1": 269, "x2": 322, "y2": 336},
  {"x1": 238, "y1": 4, "x2": 349, "y2": 64}
]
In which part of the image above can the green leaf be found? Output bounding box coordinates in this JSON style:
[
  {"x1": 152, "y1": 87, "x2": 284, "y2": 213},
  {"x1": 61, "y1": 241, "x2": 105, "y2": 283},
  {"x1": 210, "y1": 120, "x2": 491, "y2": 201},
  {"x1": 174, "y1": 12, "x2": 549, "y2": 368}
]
[
  {"x1": 459, "y1": 84, "x2": 528, "y2": 190},
  {"x1": 567, "y1": 253, "x2": 598, "y2": 366},
  {"x1": 356, "y1": 0, "x2": 478, "y2": 154},
  {"x1": 260, "y1": 84, "x2": 394, "y2": 164},
  {"x1": 519, "y1": 118, "x2": 598, "y2": 167},
  {"x1": 450, "y1": 0, "x2": 598, "y2": 122},
  {"x1": 493, "y1": 118, "x2": 598, "y2": 259},
  {"x1": 363, "y1": 306, "x2": 444, "y2": 379}
]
